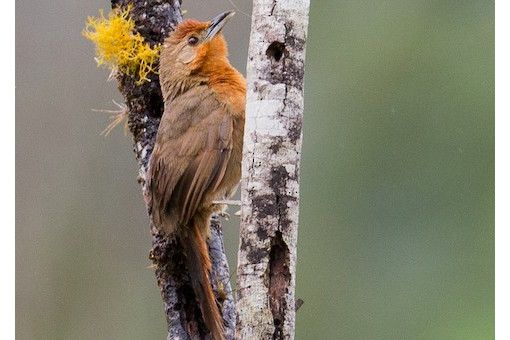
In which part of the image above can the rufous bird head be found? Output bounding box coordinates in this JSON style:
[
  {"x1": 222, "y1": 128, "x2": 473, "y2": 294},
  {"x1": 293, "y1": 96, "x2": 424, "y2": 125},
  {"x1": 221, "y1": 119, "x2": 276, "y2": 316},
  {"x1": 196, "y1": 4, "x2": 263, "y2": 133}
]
[{"x1": 159, "y1": 11, "x2": 235, "y2": 99}]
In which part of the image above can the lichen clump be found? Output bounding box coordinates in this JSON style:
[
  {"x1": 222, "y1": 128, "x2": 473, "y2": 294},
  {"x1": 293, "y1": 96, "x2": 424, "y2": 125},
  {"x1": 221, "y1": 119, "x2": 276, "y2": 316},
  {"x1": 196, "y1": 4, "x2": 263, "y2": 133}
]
[{"x1": 83, "y1": 6, "x2": 160, "y2": 84}]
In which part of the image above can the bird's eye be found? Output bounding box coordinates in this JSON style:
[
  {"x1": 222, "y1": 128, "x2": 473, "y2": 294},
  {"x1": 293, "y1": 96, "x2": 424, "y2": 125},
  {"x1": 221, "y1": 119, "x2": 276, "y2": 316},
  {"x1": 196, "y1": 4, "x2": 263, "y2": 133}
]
[{"x1": 188, "y1": 36, "x2": 199, "y2": 45}]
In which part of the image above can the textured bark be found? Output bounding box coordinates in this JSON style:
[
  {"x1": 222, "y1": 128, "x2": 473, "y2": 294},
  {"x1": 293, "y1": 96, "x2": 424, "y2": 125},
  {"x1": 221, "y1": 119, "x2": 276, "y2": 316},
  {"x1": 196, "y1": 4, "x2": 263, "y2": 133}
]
[
  {"x1": 236, "y1": 0, "x2": 310, "y2": 339},
  {"x1": 108, "y1": 1, "x2": 235, "y2": 339}
]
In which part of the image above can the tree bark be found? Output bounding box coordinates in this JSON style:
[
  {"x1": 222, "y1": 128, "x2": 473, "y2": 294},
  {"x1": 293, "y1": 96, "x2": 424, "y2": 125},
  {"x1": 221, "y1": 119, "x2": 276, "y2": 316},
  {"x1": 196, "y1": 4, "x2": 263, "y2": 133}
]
[
  {"x1": 108, "y1": 1, "x2": 235, "y2": 339},
  {"x1": 236, "y1": 0, "x2": 311, "y2": 339}
]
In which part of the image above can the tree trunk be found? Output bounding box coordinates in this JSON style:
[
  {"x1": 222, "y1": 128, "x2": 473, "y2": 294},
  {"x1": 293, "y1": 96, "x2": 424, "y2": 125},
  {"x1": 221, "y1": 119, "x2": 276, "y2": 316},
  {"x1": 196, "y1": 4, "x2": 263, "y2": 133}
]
[
  {"x1": 236, "y1": 0, "x2": 311, "y2": 339},
  {"x1": 109, "y1": 1, "x2": 235, "y2": 338}
]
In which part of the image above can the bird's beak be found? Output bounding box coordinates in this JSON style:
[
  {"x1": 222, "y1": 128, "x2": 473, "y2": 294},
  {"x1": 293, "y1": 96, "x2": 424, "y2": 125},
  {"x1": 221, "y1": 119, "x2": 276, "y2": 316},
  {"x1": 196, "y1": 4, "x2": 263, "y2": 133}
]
[{"x1": 205, "y1": 11, "x2": 235, "y2": 41}]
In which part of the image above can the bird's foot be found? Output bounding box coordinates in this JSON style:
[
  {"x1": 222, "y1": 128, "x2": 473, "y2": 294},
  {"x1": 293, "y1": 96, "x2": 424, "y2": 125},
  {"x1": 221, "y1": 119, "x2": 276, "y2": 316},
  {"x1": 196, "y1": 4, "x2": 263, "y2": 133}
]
[
  {"x1": 212, "y1": 200, "x2": 242, "y2": 220},
  {"x1": 217, "y1": 210, "x2": 231, "y2": 220},
  {"x1": 212, "y1": 200, "x2": 241, "y2": 206},
  {"x1": 212, "y1": 202, "x2": 231, "y2": 220}
]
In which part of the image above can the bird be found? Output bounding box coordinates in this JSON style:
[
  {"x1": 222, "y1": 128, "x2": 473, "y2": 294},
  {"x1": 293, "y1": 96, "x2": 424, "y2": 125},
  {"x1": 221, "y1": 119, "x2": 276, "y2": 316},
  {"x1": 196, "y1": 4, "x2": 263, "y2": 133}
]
[{"x1": 147, "y1": 11, "x2": 245, "y2": 340}]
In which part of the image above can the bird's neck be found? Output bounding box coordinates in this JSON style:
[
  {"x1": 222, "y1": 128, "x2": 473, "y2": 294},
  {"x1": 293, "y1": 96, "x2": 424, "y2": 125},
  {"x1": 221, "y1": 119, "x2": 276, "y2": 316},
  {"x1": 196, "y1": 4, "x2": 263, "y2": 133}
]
[
  {"x1": 206, "y1": 60, "x2": 247, "y2": 114},
  {"x1": 160, "y1": 57, "x2": 245, "y2": 110},
  {"x1": 160, "y1": 70, "x2": 206, "y2": 103}
]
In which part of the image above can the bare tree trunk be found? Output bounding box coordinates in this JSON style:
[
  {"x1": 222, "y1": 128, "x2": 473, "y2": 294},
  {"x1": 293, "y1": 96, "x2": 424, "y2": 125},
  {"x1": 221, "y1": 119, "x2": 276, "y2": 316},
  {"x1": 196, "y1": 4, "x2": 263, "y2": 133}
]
[
  {"x1": 109, "y1": 1, "x2": 235, "y2": 338},
  {"x1": 236, "y1": 0, "x2": 311, "y2": 339}
]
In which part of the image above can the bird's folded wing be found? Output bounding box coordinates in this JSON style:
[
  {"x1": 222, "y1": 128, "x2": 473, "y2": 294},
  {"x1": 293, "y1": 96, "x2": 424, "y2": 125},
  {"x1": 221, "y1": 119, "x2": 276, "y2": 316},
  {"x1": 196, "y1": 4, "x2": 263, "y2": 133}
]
[
  {"x1": 178, "y1": 111, "x2": 233, "y2": 223},
  {"x1": 148, "y1": 97, "x2": 233, "y2": 229}
]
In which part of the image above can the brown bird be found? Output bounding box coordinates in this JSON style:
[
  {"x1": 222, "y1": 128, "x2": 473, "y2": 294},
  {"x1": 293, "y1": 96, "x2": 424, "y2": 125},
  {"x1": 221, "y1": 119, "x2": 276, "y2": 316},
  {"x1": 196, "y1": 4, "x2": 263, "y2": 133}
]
[{"x1": 147, "y1": 11, "x2": 245, "y2": 340}]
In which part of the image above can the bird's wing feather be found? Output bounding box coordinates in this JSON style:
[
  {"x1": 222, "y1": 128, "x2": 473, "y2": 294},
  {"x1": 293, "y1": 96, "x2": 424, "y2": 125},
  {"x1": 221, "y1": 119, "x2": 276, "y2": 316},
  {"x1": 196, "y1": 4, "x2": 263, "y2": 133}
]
[
  {"x1": 178, "y1": 110, "x2": 233, "y2": 223},
  {"x1": 147, "y1": 90, "x2": 233, "y2": 231}
]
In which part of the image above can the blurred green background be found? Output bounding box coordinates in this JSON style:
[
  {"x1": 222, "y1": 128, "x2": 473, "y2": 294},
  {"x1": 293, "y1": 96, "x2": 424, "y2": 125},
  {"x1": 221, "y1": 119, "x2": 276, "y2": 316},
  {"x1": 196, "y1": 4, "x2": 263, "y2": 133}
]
[{"x1": 16, "y1": 1, "x2": 494, "y2": 339}]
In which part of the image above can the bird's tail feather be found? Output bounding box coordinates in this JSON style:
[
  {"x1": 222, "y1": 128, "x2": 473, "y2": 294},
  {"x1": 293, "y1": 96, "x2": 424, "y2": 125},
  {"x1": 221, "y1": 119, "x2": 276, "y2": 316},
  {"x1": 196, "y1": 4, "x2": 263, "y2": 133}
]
[{"x1": 181, "y1": 217, "x2": 224, "y2": 340}]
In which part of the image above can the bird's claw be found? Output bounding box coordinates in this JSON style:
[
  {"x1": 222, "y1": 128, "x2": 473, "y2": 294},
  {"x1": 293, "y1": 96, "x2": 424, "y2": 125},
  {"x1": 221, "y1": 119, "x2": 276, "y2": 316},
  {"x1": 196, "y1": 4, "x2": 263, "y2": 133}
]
[
  {"x1": 218, "y1": 210, "x2": 230, "y2": 220},
  {"x1": 212, "y1": 200, "x2": 241, "y2": 206}
]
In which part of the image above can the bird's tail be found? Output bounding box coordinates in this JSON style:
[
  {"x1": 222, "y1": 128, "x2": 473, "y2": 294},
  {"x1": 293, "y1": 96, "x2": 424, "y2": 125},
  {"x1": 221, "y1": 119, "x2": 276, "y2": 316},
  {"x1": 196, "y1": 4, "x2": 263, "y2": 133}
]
[{"x1": 181, "y1": 216, "x2": 224, "y2": 340}]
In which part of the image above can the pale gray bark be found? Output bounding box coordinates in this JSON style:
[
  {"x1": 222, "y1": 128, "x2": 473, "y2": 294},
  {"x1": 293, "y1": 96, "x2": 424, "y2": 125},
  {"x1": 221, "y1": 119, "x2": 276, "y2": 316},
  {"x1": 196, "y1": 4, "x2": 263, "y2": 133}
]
[{"x1": 236, "y1": 1, "x2": 311, "y2": 339}]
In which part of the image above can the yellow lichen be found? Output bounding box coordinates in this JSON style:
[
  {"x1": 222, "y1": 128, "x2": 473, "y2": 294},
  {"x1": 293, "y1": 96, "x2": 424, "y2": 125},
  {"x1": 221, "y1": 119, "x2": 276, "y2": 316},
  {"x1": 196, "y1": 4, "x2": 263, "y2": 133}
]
[{"x1": 83, "y1": 6, "x2": 160, "y2": 84}]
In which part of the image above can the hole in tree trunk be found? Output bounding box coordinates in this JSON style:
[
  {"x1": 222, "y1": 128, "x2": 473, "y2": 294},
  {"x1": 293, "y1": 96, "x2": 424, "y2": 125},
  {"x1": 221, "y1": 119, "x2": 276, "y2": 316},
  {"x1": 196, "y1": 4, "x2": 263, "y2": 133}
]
[
  {"x1": 266, "y1": 41, "x2": 286, "y2": 62},
  {"x1": 269, "y1": 231, "x2": 291, "y2": 339}
]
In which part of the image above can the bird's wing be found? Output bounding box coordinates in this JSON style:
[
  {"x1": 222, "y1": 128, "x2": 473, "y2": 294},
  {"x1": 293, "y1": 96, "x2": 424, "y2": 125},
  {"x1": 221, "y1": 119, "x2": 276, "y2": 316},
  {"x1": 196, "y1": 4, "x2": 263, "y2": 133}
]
[
  {"x1": 148, "y1": 90, "x2": 233, "y2": 230},
  {"x1": 176, "y1": 109, "x2": 233, "y2": 223}
]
